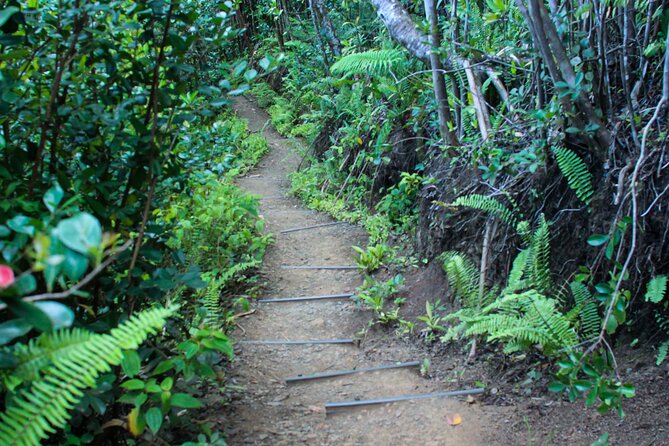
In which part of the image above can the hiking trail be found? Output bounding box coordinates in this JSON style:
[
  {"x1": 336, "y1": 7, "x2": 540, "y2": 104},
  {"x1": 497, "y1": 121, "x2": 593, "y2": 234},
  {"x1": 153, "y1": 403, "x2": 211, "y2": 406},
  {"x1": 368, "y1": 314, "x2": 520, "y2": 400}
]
[{"x1": 219, "y1": 97, "x2": 499, "y2": 445}]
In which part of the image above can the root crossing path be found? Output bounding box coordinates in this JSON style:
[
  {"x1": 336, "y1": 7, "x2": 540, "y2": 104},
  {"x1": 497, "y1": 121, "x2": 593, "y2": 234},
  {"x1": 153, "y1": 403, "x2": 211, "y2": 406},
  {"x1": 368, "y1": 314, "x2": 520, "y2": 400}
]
[{"x1": 220, "y1": 97, "x2": 494, "y2": 445}]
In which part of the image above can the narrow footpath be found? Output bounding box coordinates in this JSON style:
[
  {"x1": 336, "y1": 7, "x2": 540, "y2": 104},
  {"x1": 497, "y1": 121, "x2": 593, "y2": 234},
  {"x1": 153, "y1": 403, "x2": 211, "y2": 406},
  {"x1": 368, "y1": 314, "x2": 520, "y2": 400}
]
[{"x1": 219, "y1": 97, "x2": 496, "y2": 445}]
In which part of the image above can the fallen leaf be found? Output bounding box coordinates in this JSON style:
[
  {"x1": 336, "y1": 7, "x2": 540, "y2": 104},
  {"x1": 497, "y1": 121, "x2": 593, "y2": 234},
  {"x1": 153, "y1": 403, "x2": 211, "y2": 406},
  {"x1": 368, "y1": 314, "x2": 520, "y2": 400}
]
[
  {"x1": 308, "y1": 405, "x2": 325, "y2": 413},
  {"x1": 446, "y1": 413, "x2": 462, "y2": 426}
]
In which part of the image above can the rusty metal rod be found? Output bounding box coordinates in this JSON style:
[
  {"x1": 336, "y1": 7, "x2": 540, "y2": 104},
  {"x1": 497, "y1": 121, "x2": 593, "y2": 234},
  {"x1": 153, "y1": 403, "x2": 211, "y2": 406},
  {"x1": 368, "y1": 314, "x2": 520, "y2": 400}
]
[
  {"x1": 280, "y1": 221, "x2": 346, "y2": 234},
  {"x1": 258, "y1": 293, "x2": 354, "y2": 303},
  {"x1": 286, "y1": 361, "x2": 421, "y2": 384},
  {"x1": 280, "y1": 265, "x2": 358, "y2": 270},
  {"x1": 239, "y1": 339, "x2": 355, "y2": 345},
  {"x1": 325, "y1": 388, "x2": 485, "y2": 413}
]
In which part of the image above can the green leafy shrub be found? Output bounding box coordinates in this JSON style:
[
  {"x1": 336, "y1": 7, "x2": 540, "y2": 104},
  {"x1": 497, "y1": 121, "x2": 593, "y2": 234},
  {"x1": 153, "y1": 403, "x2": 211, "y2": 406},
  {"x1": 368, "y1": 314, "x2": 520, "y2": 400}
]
[{"x1": 354, "y1": 275, "x2": 405, "y2": 325}]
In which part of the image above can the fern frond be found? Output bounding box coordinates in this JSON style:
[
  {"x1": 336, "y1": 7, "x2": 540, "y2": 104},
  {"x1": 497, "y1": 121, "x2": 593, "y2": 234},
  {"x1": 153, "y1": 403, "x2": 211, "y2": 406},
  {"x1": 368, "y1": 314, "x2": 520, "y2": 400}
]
[
  {"x1": 505, "y1": 249, "x2": 529, "y2": 293},
  {"x1": 1, "y1": 329, "x2": 95, "y2": 391},
  {"x1": 529, "y1": 214, "x2": 552, "y2": 293},
  {"x1": 645, "y1": 275, "x2": 667, "y2": 304},
  {"x1": 657, "y1": 340, "x2": 669, "y2": 365},
  {"x1": 440, "y1": 251, "x2": 479, "y2": 305},
  {"x1": 570, "y1": 282, "x2": 600, "y2": 339},
  {"x1": 331, "y1": 49, "x2": 406, "y2": 78},
  {"x1": 450, "y1": 194, "x2": 518, "y2": 227},
  {"x1": 551, "y1": 146, "x2": 593, "y2": 205},
  {"x1": 0, "y1": 306, "x2": 177, "y2": 446}
]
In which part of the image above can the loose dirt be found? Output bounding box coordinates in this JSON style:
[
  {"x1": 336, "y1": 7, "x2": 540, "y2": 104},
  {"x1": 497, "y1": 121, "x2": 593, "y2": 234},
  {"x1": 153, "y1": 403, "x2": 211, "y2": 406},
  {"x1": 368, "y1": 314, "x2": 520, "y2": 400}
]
[{"x1": 216, "y1": 97, "x2": 499, "y2": 445}]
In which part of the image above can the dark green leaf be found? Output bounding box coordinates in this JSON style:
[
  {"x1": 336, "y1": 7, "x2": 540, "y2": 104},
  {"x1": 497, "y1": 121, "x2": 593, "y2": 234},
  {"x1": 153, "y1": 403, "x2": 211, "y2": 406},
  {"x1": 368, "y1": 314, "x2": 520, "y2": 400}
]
[
  {"x1": 121, "y1": 351, "x2": 142, "y2": 378},
  {"x1": 587, "y1": 234, "x2": 608, "y2": 247},
  {"x1": 34, "y1": 301, "x2": 74, "y2": 329},
  {"x1": 3, "y1": 297, "x2": 53, "y2": 332},
  {"x1": 121, "y1": 379, "x2": 145, "y2": 390},
  {"x1": 144, "y1": 407, "x2": 163, "y2": 435},
  {"x1": 0, "y1": 319, "x2": 31, "y2": 345}
]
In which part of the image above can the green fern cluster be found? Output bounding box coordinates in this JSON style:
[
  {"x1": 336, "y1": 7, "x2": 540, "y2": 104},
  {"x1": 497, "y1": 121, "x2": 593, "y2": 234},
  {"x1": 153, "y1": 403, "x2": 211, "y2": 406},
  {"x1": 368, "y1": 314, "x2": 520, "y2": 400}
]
[
  {"x1": 0, "y1": 306, "x2": 177, "y2": 446},
  {"x1": 551, "y1": 146, "x2": 594, "y2": 205},
  {"x1": 331, "y1": 49, "x2": 406, "y2": 78},
  {"x1": 461, "y1": 290, "x2": 578, "y2": 354},
  {"x1": 440, "y1": 215, "x2": 579, "y2": 355}
]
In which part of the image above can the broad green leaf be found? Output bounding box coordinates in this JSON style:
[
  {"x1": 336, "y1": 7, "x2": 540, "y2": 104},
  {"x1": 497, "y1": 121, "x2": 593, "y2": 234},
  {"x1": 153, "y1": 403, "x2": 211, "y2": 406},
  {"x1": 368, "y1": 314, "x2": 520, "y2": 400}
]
[
  {"x1": 34, "y1": 301, "x2": 74, "y2": 329},
  {"x1": 0, "y1": 319, "x2": 32, "y2": 345},
  {"x1": 121, "y1": 379, "x2": 145, "y2": 390},
  {"x1": 3, "y1": 298, "x2": 53, "y2": 332},
  {"x1": 259, "y1": 57, "x2": 271, "y2": 71},
  {"x1": 121, "y1": 351, "x2": 142, "y2": 378},
  {"x1": 620, "y1": 384, "x2": 635, "y2": 398},
  {"x1": 244, "y1": 69, "x2": 258, "y2": 81},
  {"x1": 55, "y1": 213, "x2": 102, "y2": 255},
  {"x1": 547, "y1": 381, "x2": 566, "y2": 393},
  {"x1": 7, "y1": 215, "x2": 36, "y2": 236},
  {"x1": 144, "y1": 407, "x2": 163, "y2": 435},
  {"x1": 587, "y1": 234, "x2": 608, "y2": 247},
  {"x1": 43, "y1": 183, "x2": 64, "y2": 213},
  {"x1": 0, "y1": 7, "x2": 19, "y2": 28},
  {"x1": 170, "y1": 393, "x2": 202, "y2": 409}
]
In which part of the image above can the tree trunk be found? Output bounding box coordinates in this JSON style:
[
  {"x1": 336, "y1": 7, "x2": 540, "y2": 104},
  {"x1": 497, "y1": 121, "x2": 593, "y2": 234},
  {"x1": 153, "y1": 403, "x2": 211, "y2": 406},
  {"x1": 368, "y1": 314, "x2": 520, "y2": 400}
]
[
  {"x1": 423, "y1": 0, "x2": 458, "y2": 145},
  {"x1": 369, "y1": 0, "x2": 431, "y2": 61},
  {"x1": 516, "y1": 0, "x2": 613, "y2": 153},
  {"x1": 312, "y1": 0, "x2": 342, "y2": 56}
]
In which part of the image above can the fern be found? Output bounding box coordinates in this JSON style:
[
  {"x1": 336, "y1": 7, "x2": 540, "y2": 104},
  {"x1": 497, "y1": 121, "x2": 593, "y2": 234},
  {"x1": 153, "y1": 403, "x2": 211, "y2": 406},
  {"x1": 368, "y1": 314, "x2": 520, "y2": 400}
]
[
  {"x1": 449, "y1": 194, "x2": 519, "y2": 227},
  {"x1": 440, "y1": 251, "x2": 480, "y2": 306},
  {"x1": 505, "y1": 249, "x2": 530, "y2": 293},
  {"x1": 0, "y1": 306, "x2": 177, "y2": 446},
  {"x1": 657, "y1": 340, "x2": 669, "y2": 365},
  {"x1": 645, "y1": 275, "x2": 667, "y2": 304},
  {"x1": 569, "y1": 282, "x2": 600, "y2": 339},
  {"x1": 551, "y1": 146, "x2": 594, "y2": 205},
  {"x1": 529, "y1": 215, "x2": 552, "y2": 293},
  {"x1": 465, "y1": 291, "x2": 577, "y2": 354},
  {"x1": 0, "y1": 329, "x2": 95, "y2": 392},
  {"x1": 331, "y1": 49, "x2": 406, "y2": 78}
]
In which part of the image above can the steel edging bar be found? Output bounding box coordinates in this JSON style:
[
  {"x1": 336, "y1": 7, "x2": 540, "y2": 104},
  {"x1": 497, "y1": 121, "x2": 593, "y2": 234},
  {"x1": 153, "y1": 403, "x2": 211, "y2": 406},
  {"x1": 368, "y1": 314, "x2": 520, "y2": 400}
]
[
  {"x1": 280, "y1": 221, "x2": 346, "y2": 234},
  {"x1": 239, "y1": 339, "x2": 355, "y2": 345},
  {"x1": 280, "y1": 265, "x2": 358, "y2": 270},
  {"x1": 325, "y1": 388, "x2": 485, "y2": 413},
  {"x1": 257, "y1": 293, "x2": 354, "y2": 303},
  {"x1": 285, "y1": 361, "x2": 421, "y2": 384}
]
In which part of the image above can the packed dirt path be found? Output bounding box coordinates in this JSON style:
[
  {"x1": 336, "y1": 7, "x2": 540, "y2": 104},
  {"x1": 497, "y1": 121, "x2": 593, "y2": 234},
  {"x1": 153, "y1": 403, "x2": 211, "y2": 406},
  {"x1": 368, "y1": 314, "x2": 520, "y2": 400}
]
[{"x1": 219, "y1": 97, "x2": 497, "y2": 445}]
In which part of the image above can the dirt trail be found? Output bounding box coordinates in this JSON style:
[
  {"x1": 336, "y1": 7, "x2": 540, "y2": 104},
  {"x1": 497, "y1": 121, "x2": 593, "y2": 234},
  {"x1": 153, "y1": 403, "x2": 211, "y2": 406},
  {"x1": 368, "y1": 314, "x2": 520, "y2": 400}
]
[{"x1": 219, "y1": 97, "x2": 496, "y2": 445}]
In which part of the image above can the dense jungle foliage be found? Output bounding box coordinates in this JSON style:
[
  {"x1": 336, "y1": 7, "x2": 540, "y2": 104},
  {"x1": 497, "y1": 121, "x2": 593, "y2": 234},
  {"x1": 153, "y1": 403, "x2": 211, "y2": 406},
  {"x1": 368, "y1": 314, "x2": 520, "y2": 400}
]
[
  {"x1": 0, "y1": 1, "x2": 277, "y2": 444},
  {"x1": 237, "y1": 0, "x2": 668, "y2": 420},
  {"x1": 0, "y1": 0, "x2": 668, "y2": 444}
]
